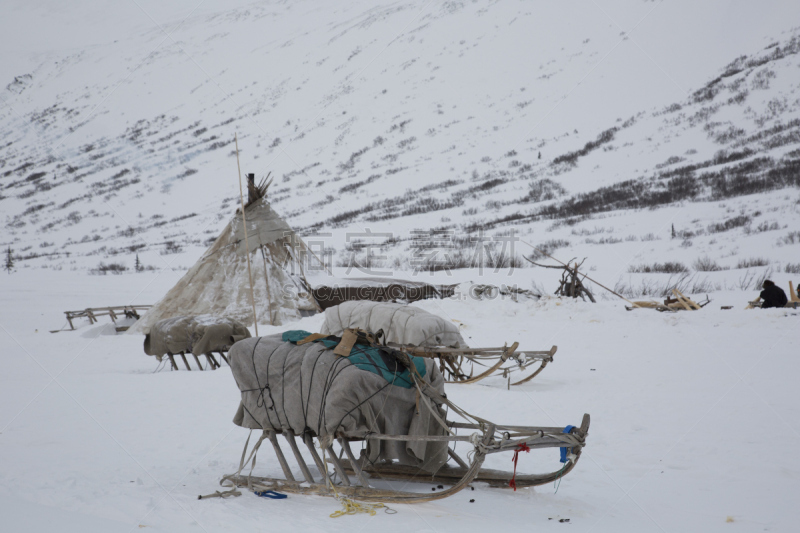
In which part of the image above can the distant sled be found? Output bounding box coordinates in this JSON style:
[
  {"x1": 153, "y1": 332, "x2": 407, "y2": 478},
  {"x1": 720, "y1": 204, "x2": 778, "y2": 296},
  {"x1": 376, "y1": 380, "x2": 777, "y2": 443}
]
[{"x1": 320, "y1": 301, "x2": 555, "y2": 386}]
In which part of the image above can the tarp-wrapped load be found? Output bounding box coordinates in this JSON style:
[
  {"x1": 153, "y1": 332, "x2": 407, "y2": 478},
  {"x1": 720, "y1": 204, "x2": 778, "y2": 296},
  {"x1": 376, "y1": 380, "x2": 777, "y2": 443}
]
[
  {"x1": 144, "y1": 315, "x2": 251, "y2": 358},
  {"x1": 320, "y1": 301, "x2": 467, "y2": 348},
  {"x1": 230, "y1": 330, "x2": 449, "y2": 471}
]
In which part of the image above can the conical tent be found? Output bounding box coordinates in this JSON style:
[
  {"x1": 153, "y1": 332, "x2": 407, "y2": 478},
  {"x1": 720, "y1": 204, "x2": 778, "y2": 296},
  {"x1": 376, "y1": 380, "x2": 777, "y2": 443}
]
[{"x1": 129, "y1": 195, "x2": 318, "y2": 334}]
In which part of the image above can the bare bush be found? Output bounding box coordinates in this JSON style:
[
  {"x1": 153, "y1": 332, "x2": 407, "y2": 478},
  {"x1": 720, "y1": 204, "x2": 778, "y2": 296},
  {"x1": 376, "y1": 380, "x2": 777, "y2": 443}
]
[
  {"x1": 707, "y1": 215, "x2": 750, "y2": 233},
  {"x1": 745, "y1": 221, "x2": 780, "y2": 234},
  {"x1": 520, "y1": 179, "x2": 566, "y2": 203},
  {"x1": 628, "y1": 262, "x2": 688, "y2": 274},
  {"x1": 736, "y1": 257, "x2": 770, "y2": 269},
  {"x1": 161, "y1": 241, "x2": 183, "y2": 255},
  {"x1": 779, "y1": 231, "x2": 800, "y2": 245},
  {"x1": 784, "y1": 263, "x2": 800, "y2": 274},
  {"x1": 614, "y1": 272, "x2": 720, "y2": 298},
  {"x1": 528, "y1": 239, "x2": 570, "y2": 260},
  {"x1": 754, "y1": 267, "x2": 774, "y2": 290},
  {"x1": 91, "y1": 262, "x2": 128, "y2": 275},
  {"x1": 693, "y1": 256, "x2": 727, "y2": 271},
  {"x1": 552, "y1": 127, "x2": 618, "y2": 167}
]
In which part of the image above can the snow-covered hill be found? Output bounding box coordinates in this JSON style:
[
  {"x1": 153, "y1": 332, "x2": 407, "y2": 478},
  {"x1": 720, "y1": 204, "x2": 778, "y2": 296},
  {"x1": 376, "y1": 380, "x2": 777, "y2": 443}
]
[{"x1": 2, "y1": 0, "x2": 799, "y2": 288}]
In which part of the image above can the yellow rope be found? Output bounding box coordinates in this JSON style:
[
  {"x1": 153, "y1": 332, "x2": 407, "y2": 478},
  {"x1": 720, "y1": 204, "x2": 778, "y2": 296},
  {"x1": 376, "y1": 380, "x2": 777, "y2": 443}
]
[
  {"x1": 330, "y1": 499, "x2": 389, "y2": 518},
  {"x1": 322, "y1": 445, "x2": 395, "y2": 518}
]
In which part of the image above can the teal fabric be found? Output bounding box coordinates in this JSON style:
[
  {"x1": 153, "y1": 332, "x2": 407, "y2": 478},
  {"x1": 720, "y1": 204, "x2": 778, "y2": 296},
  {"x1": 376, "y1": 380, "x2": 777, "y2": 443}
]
[{"x1": 281, "y1": 330, "x2": 427, "y2": 389}]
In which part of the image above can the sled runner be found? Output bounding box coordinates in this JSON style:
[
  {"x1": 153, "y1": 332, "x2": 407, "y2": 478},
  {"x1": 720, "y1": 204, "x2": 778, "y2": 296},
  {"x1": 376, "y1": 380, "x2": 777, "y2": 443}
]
[
  {"x1": 321, "y1": 301, "x2": 555, "y2": 386},
  {"x1": 204, "y1": 329, "x2": 589, "y2": 504}
]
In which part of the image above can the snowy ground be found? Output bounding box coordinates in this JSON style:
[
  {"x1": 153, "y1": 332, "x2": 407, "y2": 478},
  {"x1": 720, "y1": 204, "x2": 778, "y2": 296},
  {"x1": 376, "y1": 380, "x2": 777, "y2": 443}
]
[{"x1": 1, "y1": 269, "x2": 798, "y2": 532}]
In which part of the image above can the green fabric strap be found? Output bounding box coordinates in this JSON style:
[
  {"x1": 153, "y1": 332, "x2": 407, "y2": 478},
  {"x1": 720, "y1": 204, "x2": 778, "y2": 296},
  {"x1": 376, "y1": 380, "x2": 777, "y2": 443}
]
[{"x1": 282, "y1": 330, "x2": 427, "y2": 389}]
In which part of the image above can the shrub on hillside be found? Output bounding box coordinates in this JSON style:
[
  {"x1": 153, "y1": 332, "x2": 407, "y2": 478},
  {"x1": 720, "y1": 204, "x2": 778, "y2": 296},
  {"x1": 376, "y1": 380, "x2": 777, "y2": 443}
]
[
  {"x1": 628, "y1": 262, "x2": 688, "y2": 274},
  {"x1": 779, "y1": 231, "x2": 800, "y2": 245},
  {"x1": 736, "y1": 257, "x2": 770, "y2": 269},
  {"x1": 528, "y1": 239, "x2": 570, "y2": 261},
  {"x1": 707, "y1": 215, "x2": 750, "y2": 233},
  {"x1": 91, "y1": 262, "x2": 127, "y2": 275},
  {"x1": 693, "y1": 256, "x2": 727, "y2": 272}
]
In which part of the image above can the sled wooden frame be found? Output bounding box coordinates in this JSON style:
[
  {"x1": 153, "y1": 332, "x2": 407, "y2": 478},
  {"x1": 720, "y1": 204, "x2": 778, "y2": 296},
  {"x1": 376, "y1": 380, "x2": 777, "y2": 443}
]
[
  {"x1": 626, "y1": 290, "x2": 710, "y2": 312},
  {"x1": 53, "y1": 305, "x2": 152, "y2": 333},
  {"x1": 214, "y1": 414, "x2": 589, "y2": 504},
  {"x1": 394, "y1": 343, "x2": 557, "y2": 386},
  {"x1": 160, "y1": 350, "x2": 230, "y2": 372}
]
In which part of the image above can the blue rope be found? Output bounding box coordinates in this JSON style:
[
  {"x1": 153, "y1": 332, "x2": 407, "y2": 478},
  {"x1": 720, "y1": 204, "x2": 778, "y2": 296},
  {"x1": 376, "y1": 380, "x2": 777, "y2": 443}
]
[{"x1": 555, "y1": 425, "x2": 576, "y2": 494}]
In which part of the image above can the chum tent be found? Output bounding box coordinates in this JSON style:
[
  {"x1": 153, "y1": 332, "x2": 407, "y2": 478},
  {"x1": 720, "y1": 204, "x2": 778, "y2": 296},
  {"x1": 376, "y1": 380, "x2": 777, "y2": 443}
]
[{"x1": 129, "y1": 177, "x2": 318, "y2": 334}]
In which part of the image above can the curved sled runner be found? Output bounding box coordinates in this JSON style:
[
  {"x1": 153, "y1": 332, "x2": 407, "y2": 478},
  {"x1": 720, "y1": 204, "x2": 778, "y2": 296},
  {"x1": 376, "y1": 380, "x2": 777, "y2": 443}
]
[{"x1": 205, "y1": 329, "x2": 589, "y2": 504}]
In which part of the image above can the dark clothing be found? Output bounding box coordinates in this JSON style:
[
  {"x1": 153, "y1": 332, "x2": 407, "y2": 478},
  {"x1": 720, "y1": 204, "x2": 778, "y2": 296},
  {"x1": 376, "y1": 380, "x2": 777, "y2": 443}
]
[{"x1": 760, "y1": 285, "x2": 788, "y2": 308}]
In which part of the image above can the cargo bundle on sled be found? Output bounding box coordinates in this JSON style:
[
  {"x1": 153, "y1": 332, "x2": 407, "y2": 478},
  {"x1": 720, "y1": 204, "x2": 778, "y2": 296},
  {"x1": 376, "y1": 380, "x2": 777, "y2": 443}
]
[
  {"x1": 143, "y1": 315, "x2": 251, "y2": 371},
  {"x1": 321, "y1": 301, "x2": 556, "y2": 386},
  {"x1": 207, "y1": 328, "x2": 589, "y2": 504}
]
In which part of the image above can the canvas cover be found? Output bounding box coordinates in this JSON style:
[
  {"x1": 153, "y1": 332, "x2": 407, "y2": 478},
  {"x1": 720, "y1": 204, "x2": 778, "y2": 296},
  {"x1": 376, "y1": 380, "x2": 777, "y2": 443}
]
[
  {"x1": 320, "y1": 301, "x2": 467, "y2": 348},
  {"x1": 144, "y1": 315, "x2": 251, "y2": 357},
  {"x1": 129, "y1": 198, "x2": 318, "y2": 335},
  {"x1": 230, "y1": 332, "x2": 449, "y2": 471}
]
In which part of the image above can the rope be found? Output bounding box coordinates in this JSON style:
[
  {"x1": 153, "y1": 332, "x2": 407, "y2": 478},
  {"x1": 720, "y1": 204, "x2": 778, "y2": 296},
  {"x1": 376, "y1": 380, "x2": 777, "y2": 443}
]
[
  {"x1": 330, "y1": 498, "x2": 395, "y2": 518},
  {"x1": 553, "y1": 462, "x2": 568, "y2": 494},
  {"x1": 321, "y1": 444, "x2": 396, "y2": 517}
]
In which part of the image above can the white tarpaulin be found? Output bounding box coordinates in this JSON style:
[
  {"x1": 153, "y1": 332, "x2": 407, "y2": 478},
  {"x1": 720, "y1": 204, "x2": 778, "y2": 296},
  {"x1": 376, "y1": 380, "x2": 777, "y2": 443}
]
[{"x1": 320, "y1": 301, "x2": 467, "y2": 348}]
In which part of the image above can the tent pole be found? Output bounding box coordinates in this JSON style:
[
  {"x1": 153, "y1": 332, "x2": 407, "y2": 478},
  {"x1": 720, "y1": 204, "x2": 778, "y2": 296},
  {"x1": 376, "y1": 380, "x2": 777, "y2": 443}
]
[
  {"x1": 259, "y1": 245, "x2": 275, "y2": 325},
  {"x1": 234, "y1": 133, "x2": 259, "y2": 336}
]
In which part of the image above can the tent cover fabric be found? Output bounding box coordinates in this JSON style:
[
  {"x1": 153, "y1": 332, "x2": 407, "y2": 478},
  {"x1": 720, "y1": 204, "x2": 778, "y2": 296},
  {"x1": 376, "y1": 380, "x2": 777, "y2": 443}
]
[
  {"x1": 130, "y1": 198, "x2": 318, "y2": 334},
  {"x1": 230, "y1": 332, "x2": 449, "y2": 471},
  {"x1": 320, "y1": 301, "x2": 467, "y2": 348}
]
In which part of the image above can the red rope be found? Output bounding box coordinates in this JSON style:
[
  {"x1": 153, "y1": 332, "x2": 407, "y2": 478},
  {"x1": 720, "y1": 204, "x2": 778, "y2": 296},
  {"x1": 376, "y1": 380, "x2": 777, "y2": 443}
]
[{"x1": 509, "y1": 443, "x2": 530, "y2": 491}]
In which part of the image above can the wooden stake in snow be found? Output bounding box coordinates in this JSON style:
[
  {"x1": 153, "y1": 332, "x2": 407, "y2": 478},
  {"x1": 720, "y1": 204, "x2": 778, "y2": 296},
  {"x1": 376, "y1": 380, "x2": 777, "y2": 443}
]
[{"x1": 235, "y1": 133, "x2": 259, "y2": 336}]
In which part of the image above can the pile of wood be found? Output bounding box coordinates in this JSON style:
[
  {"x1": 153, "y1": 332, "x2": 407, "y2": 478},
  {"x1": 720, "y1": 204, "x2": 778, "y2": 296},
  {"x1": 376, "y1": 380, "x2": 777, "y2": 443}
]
[
  {"x1": 627, "y1": 290, "x2": 709, "y2": 312},
  {"x1": 526, "y1": 257, "x2": 595, "y2": 302}
]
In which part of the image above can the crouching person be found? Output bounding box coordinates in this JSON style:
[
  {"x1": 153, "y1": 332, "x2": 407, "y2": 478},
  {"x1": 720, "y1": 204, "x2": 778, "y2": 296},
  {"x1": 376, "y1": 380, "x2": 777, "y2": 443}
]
[{"x1": 758, "y1": 279, "x2": 788, "y2": 309}]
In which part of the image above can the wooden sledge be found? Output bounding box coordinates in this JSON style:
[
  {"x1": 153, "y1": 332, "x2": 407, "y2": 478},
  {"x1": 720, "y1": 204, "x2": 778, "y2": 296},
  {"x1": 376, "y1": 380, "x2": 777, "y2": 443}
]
[
  {"x1": 202, "y1": 332, "x2": 589, "y2": 504},
  {"x1": 209, "y1": 415, "x2": 589, "y2": 504},
  {"x1": 398, "y1": 343, "x2": 557, "y2": 386},
  {"x1": 51, "y1": 305, "x2": 151, "y2": 333}
]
